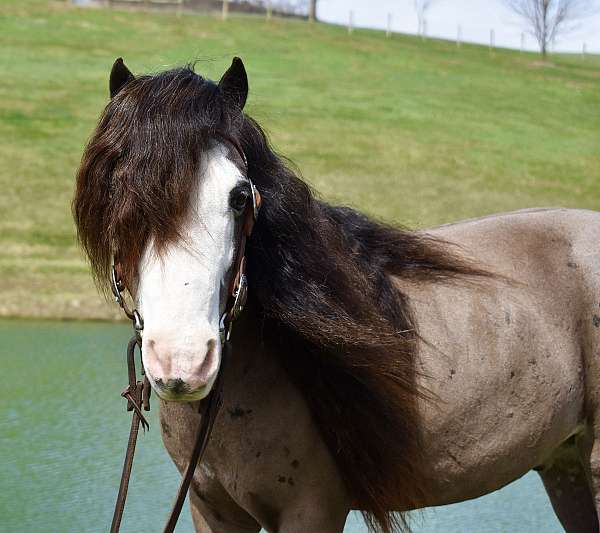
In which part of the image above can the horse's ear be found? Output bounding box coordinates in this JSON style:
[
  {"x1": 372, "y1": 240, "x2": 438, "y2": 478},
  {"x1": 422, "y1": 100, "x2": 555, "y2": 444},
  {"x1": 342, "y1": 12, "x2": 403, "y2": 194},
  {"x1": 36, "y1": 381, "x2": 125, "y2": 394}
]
[
  {"x1": 110, "y1": 58, "x2": 134, "y2": 98},
  {"x1": 218, "y1": 57, "x2": 248, "y2": 110}
]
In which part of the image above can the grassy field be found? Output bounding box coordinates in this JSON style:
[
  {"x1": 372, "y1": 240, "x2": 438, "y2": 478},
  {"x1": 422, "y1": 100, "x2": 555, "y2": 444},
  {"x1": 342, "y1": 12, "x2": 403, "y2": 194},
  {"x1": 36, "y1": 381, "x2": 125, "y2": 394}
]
[{"x1": 1, "y1": 0, "x2": 599, "y2": 319}]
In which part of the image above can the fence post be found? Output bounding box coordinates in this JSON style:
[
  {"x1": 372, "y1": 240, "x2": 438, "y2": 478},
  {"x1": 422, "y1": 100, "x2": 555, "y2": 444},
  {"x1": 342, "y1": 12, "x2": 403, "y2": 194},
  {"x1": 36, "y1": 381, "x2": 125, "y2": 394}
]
[
  {"x1": 520, "y1": 32, "x2": 525, "y2": 53},
  {"x1": 386, "y1": 13, "x2": 392, "y2": 38},
  {"x1": 222, "y1": 0, "x2": 228, "y2": 20},
  {"x1": 266, "y1": 0, "x2": 272, "y2": 20},
  {"x1": 489, "y1": 28, "x2": 495, "y2": 53},
  {"x1": 421, "y1": 19, "x2": 427, "y2": 40},
  {"x1": 348, "y1": 11, "x2": 353, "y2": 34},
  {"x1": 456, "y1": 24, "x2": 461, "y2": 48},
  {"x1": 582, "y1": 42, "x2": 587, "y2": 59}
]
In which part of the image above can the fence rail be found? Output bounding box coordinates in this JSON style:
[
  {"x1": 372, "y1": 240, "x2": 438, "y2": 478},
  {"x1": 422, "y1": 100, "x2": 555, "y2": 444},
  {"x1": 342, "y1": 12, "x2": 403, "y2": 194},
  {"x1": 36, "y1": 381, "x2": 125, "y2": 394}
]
[
  {"x1": 81, "y1": 0, "x2": 595, "y2": 55},
  {"x1": 101, "y1": 0, "x2": 308, "y2": 19}
]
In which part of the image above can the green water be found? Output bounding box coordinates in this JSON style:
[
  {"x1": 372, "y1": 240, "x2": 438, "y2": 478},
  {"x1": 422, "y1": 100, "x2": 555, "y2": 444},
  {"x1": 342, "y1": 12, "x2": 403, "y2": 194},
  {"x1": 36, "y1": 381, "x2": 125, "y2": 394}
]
[{"x1": 1, "y1": 320, "x2": 563, "y2": 532}]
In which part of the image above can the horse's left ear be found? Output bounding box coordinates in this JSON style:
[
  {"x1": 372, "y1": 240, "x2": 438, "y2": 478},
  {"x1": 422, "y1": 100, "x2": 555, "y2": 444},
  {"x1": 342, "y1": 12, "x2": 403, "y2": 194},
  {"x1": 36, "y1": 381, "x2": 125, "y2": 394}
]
[
  {"x1": 218, "y1": 57, "x2": 248, "y2": 110},
  {"x1": 110, "y1": 57, "x2": 135, "y2": 98}
]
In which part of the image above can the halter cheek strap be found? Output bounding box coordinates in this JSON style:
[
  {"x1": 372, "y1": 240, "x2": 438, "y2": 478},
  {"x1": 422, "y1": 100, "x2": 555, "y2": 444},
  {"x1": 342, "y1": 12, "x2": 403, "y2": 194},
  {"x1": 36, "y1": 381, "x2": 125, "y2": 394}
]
[
  {"x1": 109, "y1": 180, "x2": 261, "y2": 533},
  {"x1": 220, "y1": 182, "x2": 262, "y2": 343}
]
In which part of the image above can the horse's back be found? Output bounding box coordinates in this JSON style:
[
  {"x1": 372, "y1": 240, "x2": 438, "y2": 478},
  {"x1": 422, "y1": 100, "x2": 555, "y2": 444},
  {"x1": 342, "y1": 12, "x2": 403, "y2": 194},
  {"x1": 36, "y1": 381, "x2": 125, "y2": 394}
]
[
  {"x1": 405, "y1": 208, "x2": 600, "y2": 507},
  {"x1": 431, "y1": 207, "x2": 600, "y2": 320},
  {"x1": 432, "y1": 207, "x2": 599, "y2": 273}
]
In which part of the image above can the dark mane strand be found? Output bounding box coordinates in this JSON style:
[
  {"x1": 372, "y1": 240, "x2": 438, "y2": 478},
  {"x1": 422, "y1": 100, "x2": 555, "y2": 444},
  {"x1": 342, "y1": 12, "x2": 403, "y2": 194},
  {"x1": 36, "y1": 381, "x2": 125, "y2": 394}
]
[{"x1": 74, "y1": 65, "x2": 491, "y2": 533}]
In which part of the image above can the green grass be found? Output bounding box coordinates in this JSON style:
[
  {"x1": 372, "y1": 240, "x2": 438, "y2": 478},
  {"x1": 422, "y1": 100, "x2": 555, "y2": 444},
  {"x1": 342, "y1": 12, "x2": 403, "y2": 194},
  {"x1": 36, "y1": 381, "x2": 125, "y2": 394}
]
[{"x1": 1, "y1": 0, "x2": 599, "y2": 319}]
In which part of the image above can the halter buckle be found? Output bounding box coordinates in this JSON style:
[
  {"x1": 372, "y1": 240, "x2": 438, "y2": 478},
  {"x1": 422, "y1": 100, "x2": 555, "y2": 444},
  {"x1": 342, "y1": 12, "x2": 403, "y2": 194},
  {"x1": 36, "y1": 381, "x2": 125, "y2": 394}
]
[
  {"x1": 219, "y1": 272, "x2": 248, "y2": 345},
  {"x1": 219, "y1": 313, "x2": 231, "y2": 345},
  {"x1": 230, "y1": 273, "x2": 248, "y2": 322},
  {"x1": 250, "y1": 180, "x2": 260, "y2": 221}
]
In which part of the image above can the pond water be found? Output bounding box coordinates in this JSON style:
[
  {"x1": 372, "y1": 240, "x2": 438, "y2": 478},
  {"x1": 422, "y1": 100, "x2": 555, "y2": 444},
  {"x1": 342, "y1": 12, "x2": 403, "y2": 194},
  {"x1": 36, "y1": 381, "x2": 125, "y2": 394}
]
[{"x1": 1, "y1": 320, "x2": 563, "y2": 532}]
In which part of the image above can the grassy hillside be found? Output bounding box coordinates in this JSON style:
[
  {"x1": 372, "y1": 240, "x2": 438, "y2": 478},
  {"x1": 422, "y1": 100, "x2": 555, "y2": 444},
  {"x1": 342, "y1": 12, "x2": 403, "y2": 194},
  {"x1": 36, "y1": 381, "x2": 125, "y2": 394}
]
[{"x1": 1, "y1": 0, "x2": 599, "y2": 319}]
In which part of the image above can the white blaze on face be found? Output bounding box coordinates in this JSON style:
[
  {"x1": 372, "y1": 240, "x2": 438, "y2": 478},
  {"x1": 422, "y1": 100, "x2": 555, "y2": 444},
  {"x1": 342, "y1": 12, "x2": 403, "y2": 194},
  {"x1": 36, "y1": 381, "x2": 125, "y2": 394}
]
[{"x1": 137, "y1": 144, "x2": 244, "y2": 401}]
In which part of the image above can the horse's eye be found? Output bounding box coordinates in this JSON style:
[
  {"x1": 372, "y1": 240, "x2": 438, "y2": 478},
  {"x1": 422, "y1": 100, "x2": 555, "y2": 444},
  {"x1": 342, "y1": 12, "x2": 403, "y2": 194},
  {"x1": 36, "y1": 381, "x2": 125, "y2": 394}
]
[{"x1": 229, "y1": 187, "x2": 250, "y2": 215}]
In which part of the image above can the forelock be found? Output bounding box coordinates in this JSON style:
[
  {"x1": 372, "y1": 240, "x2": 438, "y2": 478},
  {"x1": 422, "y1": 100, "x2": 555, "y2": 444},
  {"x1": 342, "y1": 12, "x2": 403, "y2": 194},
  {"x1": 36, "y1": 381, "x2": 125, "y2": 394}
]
[{"x1": 73, "y1": 65, "x2": 245, "y2": 293}]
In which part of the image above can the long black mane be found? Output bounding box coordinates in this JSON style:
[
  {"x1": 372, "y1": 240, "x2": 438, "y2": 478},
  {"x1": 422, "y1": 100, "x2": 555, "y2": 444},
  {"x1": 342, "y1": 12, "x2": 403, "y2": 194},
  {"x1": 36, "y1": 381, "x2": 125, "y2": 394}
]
[{"x1": 74, "y1": 65, "x2": 489, "y2": 533}]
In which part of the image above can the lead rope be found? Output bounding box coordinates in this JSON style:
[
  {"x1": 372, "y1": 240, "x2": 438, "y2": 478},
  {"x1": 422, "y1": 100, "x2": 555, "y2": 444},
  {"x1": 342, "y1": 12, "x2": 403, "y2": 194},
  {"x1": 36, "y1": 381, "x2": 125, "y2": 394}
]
[
  {"x1": 109, "y1": 310, "x2": 230, "y2": 533},
  {"x1": 110, "y1": 337, "x2": 150, "y2": 533},
  {"x1": 109, "y1": 179, "x2": 260, "y2": 533}
]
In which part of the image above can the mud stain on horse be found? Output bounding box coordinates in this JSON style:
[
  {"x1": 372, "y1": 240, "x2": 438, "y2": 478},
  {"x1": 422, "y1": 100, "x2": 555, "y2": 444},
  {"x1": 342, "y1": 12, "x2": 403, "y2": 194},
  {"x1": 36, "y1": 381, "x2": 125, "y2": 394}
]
[
  {"x1": 228, "y1": 406, "x2": 253, "y2": 419},
  {"x1": 291, "y1": 459, "x2": 299, "y2": 469},
  {"x1": 160, "y1": 419, "x2": 172, "y2": 437},
  {"x1": 278, "y1": 475, "x2": 286, "y2": 483},
  {"x1": 567, "y1": 261, "x2": 578, "y2": 269},
  {"x1": 593, "y1": 315, "x2": 600, "y2": 328}
]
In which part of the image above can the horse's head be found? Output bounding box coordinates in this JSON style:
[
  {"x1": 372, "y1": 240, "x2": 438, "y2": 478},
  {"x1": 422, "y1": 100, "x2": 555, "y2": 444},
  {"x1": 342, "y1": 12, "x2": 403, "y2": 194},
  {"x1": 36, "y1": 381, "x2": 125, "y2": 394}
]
[{"x1": 74, "y1": 58, "x2": 258, "y2": 401}]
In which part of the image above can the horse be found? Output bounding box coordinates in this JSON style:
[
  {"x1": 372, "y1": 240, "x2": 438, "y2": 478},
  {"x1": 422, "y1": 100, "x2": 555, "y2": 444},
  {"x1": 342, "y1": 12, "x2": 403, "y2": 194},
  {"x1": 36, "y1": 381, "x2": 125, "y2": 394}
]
[{"x1": 73, "y1": 57, "x2": 600, "y2": 533}]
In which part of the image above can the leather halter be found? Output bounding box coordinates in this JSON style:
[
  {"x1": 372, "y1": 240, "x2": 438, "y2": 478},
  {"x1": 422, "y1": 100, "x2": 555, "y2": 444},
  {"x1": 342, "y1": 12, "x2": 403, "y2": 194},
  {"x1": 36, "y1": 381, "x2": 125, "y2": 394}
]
[{"x1": 109, "y1": 172, "x2": 261, "y2": 533}]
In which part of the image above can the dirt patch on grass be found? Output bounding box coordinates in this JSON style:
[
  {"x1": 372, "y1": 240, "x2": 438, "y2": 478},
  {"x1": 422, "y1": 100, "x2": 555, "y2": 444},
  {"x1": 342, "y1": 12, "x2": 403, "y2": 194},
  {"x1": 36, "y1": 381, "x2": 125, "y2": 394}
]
[{"x1": 528, "y1": 60, "x2": 557, "y2": 69}]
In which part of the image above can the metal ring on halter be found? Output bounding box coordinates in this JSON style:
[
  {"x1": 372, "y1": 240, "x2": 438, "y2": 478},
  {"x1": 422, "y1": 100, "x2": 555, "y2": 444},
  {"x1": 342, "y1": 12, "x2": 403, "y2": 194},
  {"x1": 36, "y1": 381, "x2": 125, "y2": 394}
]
[
  {"x1": 112, "y1": 263, "x2": 144, "y2": 330},
  {"x1": 111, "y1": 264, "x2": 125, "y2": 307},
  {"x1": 132, "y1": 309, "x2": 144, "y2": 333}
]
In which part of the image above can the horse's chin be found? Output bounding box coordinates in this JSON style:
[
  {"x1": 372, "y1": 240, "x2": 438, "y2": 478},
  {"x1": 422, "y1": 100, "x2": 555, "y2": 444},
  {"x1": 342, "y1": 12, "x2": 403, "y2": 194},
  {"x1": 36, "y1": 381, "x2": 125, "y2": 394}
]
[{"x1": 146, "y1": 367, "x2": 219, "y2": 402}]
